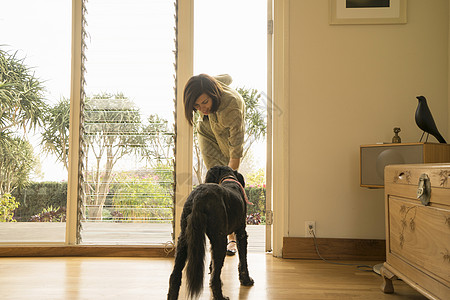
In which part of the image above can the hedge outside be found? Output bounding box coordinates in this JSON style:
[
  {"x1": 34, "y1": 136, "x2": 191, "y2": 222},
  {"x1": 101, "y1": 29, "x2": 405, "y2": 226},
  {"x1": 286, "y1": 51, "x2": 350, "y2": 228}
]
[
  {"x1": 245, "y1": 187, "x2": 266, "y2": 216},
  {"x1": 12, "y1": 182, "x2": 67, "y2": 221},
  {"x1": 10, "y1": 182, "x2": 267, "y2": 222}
]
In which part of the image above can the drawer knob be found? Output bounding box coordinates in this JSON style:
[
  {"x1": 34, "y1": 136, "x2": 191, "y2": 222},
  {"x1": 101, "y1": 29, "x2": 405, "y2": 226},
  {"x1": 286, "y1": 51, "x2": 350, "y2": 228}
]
[{"x1": 417, "y1": 173, "x2": 431, "y2": 206}]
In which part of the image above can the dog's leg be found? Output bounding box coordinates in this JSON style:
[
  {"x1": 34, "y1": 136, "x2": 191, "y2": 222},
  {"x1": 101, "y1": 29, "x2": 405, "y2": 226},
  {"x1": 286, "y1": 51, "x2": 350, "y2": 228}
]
[
  {"x1": 235, "y1": 228, "x2": 254, "y2": 286},
  {"x1": 209, "y1": 235, "x2": 229, "y2": 300},
  {"x1": 167, "y1": 234, "x2": 188, "y2": 300}
]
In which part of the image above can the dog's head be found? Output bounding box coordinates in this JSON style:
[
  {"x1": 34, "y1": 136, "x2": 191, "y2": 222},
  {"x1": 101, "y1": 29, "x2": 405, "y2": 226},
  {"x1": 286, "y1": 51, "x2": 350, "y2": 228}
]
[{"x1": 205, "y1": 165, "x2": 245, "y2": 187}]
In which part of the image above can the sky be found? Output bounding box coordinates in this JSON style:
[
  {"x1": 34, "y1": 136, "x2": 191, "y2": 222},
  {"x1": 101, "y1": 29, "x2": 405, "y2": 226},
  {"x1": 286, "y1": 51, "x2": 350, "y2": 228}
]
[{"x1": 1, "y1": 0, "x2": 267, "y2": 181}]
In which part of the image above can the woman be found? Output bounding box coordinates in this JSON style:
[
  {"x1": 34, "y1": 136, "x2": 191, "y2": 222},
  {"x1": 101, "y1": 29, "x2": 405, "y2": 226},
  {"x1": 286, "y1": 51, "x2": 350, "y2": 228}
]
[{"x1": 183, "y1": 73, "x2": 245, "y2": 255}]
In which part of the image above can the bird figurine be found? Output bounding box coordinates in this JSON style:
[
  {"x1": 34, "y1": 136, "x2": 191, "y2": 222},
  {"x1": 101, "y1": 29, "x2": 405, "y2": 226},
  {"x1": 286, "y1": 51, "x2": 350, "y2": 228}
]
[{"x1": 415, "y1": 95, "x2": 447, "y2": 143}]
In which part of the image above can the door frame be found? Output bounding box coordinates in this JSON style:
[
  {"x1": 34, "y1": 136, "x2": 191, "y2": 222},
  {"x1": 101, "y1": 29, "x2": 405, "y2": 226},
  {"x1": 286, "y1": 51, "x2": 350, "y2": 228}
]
[
  {"x1": 174, "y1": 0, "x2": 194, "y2": 241},
  {"x1": 271, "y1": 0, "x2": 290, "y2": 257},
  {"x1": 265, "y1": 0, "x2": 273, "y2": 253}
]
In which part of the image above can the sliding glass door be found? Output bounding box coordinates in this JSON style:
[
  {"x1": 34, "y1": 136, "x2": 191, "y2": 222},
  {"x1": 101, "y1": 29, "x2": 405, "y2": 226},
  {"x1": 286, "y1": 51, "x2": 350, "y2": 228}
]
[
  {"x1": 80, "y1": 0, "x2": 176, "y2": 245},
  {"x1": 0, "y1": 0, "x2": 177, "y2": 246}
]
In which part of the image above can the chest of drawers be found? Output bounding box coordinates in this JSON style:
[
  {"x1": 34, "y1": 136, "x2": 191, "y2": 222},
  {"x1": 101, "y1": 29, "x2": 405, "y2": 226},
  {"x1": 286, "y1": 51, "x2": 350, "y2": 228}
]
[{"x1": 381, "y1": 163, "x2": 450, "y2": 299}]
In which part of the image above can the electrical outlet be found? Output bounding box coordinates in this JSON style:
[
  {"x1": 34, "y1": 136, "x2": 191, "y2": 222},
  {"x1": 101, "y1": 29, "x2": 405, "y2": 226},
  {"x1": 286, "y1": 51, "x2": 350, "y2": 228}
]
[{"x1": 305, "y1": 221, "x2": 316, "y2": 237}]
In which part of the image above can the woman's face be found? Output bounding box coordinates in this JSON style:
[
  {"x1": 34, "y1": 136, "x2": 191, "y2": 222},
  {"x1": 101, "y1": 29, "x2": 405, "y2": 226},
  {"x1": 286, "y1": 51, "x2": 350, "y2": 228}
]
[{"x1": 194, "y1": 93, "x2": 213, "y2": 115}]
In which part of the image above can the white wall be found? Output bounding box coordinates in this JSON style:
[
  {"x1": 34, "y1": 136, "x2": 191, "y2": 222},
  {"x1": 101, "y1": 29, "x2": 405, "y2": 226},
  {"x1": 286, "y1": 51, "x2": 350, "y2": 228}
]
[{"x1": 286, "y1": 0, "x2": 449, "y2": 239}]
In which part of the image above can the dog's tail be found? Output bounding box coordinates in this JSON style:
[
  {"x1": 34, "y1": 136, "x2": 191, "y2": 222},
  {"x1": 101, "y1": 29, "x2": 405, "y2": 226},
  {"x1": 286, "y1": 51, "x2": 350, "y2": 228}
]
[{"x1": 185, "y1": 201, "x2": 207, "y2": 298}]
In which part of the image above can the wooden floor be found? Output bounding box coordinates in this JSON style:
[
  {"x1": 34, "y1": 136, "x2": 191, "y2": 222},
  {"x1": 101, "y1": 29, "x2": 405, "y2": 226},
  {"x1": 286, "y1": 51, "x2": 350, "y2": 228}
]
[{"x1": 0, "y1": 253, "x2": 427, "y2": 300}]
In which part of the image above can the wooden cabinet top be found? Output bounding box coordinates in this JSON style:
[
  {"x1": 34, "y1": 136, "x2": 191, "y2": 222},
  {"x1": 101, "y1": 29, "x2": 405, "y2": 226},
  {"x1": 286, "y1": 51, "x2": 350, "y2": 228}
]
[{"x1": 361, "y1": 142, "x2": 450, "y2": 148}]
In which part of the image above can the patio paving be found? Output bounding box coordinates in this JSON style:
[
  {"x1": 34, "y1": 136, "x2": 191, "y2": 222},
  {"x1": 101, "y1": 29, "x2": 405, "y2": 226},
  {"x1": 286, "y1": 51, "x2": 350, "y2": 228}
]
[{"x1": 0, "y1": 222, "x2": 266, "y2": 252}]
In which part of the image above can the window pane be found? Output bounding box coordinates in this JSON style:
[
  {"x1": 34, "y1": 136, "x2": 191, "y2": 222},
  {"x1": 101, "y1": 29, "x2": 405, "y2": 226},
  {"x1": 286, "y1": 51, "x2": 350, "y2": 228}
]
[
  {"x1": 0, "y1": 0, "x2": 71, "y2": 243},
  {"x1": 80, "y1": 0, "x2": 176, "y2": 244}
]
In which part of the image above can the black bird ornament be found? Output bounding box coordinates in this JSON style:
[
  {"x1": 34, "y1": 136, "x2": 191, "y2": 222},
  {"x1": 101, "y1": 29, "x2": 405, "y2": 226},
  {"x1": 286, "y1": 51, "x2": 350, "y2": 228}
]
[{"x1": 415, "y1": 95, "x2": 447, "y2": 143}]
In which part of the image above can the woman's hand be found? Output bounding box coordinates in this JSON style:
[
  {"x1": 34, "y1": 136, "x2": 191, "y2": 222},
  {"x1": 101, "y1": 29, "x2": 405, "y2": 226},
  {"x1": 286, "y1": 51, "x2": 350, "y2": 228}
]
[{"x1": 228, "y1": 158, "x2": 240, "y2": 170}]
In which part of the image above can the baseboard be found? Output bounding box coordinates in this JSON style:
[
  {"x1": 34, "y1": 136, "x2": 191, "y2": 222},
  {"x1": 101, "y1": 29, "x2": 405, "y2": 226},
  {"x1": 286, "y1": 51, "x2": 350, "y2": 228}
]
[
  {"x1": 0, "y1": 245, "x2": 175, "y2": 257},
  {"x1": 283, "y1": 237, "x2": 386, "y2": 260}
]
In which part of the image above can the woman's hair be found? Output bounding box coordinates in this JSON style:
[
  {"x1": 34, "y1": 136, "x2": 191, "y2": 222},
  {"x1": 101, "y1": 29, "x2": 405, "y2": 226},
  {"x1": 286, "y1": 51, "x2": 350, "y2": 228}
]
[{"x1": 183, "y1": 74, "x2": 223, "y2": 125}]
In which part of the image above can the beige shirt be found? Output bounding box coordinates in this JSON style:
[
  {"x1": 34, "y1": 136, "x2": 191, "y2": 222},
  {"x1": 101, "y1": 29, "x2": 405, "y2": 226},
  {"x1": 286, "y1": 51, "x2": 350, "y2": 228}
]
[{"x1": 198, "y1": 75, "x2": 245, "y2": 159}]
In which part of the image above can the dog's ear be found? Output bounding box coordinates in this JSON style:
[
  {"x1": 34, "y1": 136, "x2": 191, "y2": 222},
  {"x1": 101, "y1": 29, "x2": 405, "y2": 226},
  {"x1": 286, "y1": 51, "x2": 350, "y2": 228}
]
[
  {"x1": 234, "y1": 170, "x2": 245, "y2": 188},
  {"x1": 205, "y1": 166, "x2": 219, "y2": 183}
]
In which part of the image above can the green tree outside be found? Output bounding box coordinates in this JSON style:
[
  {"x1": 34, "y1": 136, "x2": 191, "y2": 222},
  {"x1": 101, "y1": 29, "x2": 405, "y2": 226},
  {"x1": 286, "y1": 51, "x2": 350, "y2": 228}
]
[
  {"x1": 0, "y1": 135, "x2": 37, "y2": 195},
  {"x1": 83, "y1": 93, "x2": 150, "y2": 220},
  {"x1": 41, "y1": 97, "x2": 70, "y2": 170},
  {"x1": 0, "y1": 48, "x2": 46, "y2": 196},
  {"x1": 0, "y1": 49, "x2": 47, "y2": 135}
]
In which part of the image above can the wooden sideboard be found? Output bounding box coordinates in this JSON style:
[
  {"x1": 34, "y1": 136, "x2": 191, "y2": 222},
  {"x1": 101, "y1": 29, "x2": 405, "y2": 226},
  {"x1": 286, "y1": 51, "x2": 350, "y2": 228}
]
[
  {"x1": 360, "y1": 143, "x2": 450, "y2": 188},
  {"x1": 381, "y1": 163, "x2": 450, "y2": 299}
]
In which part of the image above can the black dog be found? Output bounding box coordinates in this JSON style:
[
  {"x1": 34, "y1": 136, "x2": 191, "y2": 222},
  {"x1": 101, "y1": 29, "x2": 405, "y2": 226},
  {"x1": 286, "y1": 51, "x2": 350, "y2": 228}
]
[{"x1": 167, "y1": 166, "x2": 254, "y2": 300}]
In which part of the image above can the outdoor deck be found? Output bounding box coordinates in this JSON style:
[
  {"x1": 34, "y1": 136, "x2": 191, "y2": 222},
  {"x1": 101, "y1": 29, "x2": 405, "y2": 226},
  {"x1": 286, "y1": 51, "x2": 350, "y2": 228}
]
[{"x1": 0, "y1": 223, "x2": 266, "y2": 252}]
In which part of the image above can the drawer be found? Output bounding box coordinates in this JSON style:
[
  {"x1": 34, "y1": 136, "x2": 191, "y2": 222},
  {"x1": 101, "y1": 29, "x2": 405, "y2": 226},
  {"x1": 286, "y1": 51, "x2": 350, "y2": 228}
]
[
  {"x1": 385, "y1": 164, "x2": 450, "y2": 207},
  {"x1": 385, "y1": 164, "x2": 450, "y2": 186},
  {"x1": 388, "y1": 196, "x2": 450, "y2": 285}
]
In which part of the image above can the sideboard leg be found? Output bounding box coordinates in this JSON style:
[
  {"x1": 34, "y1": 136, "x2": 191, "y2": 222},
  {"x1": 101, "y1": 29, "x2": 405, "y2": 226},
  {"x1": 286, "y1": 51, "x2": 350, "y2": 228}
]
[{"x1": 380, "y1": 265, "x2": 397, "y2": 294}]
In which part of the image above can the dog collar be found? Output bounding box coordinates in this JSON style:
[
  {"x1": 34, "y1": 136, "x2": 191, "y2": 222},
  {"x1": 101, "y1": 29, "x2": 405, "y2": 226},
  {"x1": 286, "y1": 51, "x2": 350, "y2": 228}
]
[
  {"x1": 219, "y1": 175, "x2": 236, "y2": 184},
  {"x1": 220, "y1": 178, "x2": 254, "y2": 205}
]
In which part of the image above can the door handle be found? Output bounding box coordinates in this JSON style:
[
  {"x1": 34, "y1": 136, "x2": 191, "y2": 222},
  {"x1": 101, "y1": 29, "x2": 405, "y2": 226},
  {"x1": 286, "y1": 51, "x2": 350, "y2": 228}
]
[{"x1": 417, "y1": 173, "x2": 431, "y2": 206}]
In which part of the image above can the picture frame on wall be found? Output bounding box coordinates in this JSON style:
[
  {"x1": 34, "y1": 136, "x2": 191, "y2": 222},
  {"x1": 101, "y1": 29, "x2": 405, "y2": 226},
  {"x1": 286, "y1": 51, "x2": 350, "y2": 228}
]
[{"x1": 329, "y1": 0, "x2": 407, "y2": 25}]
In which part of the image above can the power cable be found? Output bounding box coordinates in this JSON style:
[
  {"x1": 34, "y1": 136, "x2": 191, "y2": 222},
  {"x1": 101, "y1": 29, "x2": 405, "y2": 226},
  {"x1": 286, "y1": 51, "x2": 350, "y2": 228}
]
[{"x1": 309, "y1": 226, "x2": 375, "y2": 273}]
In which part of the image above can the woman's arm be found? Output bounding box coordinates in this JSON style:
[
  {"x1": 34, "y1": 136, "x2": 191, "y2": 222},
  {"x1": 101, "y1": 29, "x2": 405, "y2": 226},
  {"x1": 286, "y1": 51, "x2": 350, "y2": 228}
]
[{"x1": 228, "y1": 158, "x2": 240, "y2": 170}]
